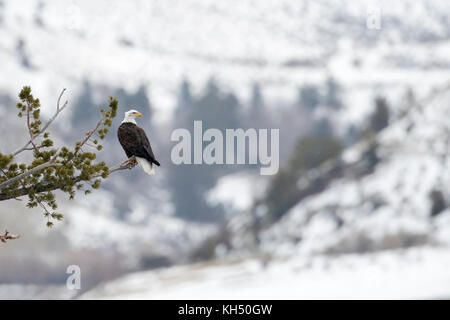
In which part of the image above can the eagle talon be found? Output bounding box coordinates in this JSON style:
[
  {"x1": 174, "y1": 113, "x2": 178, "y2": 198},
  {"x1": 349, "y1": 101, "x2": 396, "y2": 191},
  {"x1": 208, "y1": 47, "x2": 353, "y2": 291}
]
[{"x1": 127, "y1": 159, "x2": 137, "y2": 167}]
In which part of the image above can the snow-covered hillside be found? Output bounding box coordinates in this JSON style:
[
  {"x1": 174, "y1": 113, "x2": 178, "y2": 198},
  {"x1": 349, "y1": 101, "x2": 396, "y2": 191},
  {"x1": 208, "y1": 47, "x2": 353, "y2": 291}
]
[
  {"x1": 82, "y1": 86, "x2": 450, "y2": 299},
  {"x1": 2, "y1": 0, "x2": 450, "y2": 298},
  {"x1": 254, "y1": 87, "x2": 450, "y2": 258},
  {"x1": 81, "y1": 246, "x2": 450, "y2": 299},
  {"x1": 1, "y1": 0, "x2": 450, "y2": 124}
]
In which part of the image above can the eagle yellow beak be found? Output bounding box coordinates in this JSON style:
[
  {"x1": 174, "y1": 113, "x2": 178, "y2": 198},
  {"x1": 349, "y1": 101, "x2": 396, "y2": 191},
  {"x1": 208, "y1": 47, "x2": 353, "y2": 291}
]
[{"x1": 137, "y1": 112, "x2": 143, "y2": 118}]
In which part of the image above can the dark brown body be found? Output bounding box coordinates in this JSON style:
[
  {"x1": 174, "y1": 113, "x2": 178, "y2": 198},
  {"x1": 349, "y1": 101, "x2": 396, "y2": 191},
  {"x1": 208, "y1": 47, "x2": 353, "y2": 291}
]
[{"x1": 117, "y1": 122, "x2": 160, "y2": 166}]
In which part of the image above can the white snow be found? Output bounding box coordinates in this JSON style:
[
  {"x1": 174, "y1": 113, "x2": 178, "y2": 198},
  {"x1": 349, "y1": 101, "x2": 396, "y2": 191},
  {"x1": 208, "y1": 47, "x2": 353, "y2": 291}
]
[
  {"x1": 207, "y1": 171, "x2": 268, "y2": 213},
  {"x1": 1, "y1": 0, "x2": 450, "y2": 125},
  {"x1": 2, "y1": 0, "x2": 450, "y2": 299},
  {"x1": 81, "y1": 246, "x2": 450, "y2": 299}
]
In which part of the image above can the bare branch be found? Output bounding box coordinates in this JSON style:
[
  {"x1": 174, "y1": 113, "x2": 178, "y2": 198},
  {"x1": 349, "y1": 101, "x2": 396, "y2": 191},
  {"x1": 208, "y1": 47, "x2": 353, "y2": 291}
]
[
  {"x1": 13, "y1": 88, "x2": 68, "y2": 156},
  {"x1": 37, "y1": 200, "x2": 54, "y2": 226},
  {"x1": 74, "y1": 119, "x2": 103, "y2": 157},
  {"x1": 56, "y1": 88, "x2": 68, "y2": 112},
  {"x1": 21, "y1": 143, "x2": 49, "y2": 152},
  {"x1": 84, "y1": 142, "x2": 97, "y2": 148},
  {"x1": 0, "y1": 230, "x2": 20, "y2": 244}
]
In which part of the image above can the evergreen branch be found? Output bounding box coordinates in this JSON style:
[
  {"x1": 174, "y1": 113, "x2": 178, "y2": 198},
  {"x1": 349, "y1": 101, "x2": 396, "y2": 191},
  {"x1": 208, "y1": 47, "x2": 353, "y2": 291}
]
[
  {"x1": 0, "y1": 152, "x2": 61, "y2": 191},
  {"x1": 13, "y1": 88, "x2": 68, "y2": 156},
  {"x1": 74, "y1": 119, "x2": 103, "y2": 157},
  {"x1": 0, "y1": 157, "x2": 137, "y2": 201},
  {"x1": 0, "y1": 168, "x2": 23, "y2": 201},
  {"x1": 91, "y1": 156, "x2": 137, "y2": 178},
  {"x1": 2, "y1": 87, "x2": 119, "y2": 230},
  {"x1": 26, "y1": 98, "x2": 38, "y2": 153}
]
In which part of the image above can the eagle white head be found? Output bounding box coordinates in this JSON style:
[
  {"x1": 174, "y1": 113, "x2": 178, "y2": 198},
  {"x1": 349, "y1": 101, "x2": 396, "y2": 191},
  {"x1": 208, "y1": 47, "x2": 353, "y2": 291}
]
[{"x1": 122, "y1": 109, "x2": 143, "y2": 124}]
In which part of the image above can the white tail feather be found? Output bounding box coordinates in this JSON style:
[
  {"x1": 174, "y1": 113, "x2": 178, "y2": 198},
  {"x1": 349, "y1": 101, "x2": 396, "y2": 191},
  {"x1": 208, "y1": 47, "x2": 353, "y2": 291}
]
[{"x1": 136, "y1": 157, "x2": 155, "y2": 175}]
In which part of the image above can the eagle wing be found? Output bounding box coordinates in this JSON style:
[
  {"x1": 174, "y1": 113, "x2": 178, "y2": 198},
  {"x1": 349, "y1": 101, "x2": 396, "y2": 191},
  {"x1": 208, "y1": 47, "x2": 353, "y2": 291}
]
[
  {"x1": 136, "y1": 126, "x2": 160, "y2": 166},
  {"x1": 117, "y1": 123, "x2": 140, "y2": 158}
]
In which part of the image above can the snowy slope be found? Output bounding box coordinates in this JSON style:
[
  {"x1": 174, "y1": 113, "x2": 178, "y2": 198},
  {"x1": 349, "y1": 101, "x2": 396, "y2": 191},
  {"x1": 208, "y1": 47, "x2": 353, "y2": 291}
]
[
  {"x1": 1, "y1": 0, "x2": 450, "y2": 124},
  {"x1": 256, "y1": 88, "x2": 450, "y2": 258},
  {"x1": 2, "y1": 0, "x2": 450, "y2": 296},
  {"x1": 81, "y1": 246, "x2": 450, "y2": 299}
]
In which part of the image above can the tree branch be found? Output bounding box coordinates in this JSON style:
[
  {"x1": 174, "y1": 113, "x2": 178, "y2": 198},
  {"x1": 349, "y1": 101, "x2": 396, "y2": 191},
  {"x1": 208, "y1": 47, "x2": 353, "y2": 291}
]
[
  {"x1": 91, "y1": 156, "x2": 137, "y2": 178},
  {"x1": 74, "y1": 118, "x2": 103, "y2": 157},
  {"x1": 26, "y1": 98, "x2": 39, "y2": 153},
  {"x1": 13, "y1": 89, "x2": 68, "y2": 156},
  {"x1": 20, "y1": 142, "x2": 50, "y2": 152},
  {"x1": 0, "y1": 156, "x2": 137, "y2": 201},
  {"x1": 0, "y1": 152, "x2": 61, "y2": 191},
  {"x1": 0, "y1": 230, "x2": 20, "y2": 244}
]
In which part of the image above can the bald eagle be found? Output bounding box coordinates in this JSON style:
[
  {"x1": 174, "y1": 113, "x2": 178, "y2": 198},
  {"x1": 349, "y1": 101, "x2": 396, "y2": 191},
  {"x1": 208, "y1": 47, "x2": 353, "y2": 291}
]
[{"x1": 117, "y1": 110, "x2": 160, "y2": 175}]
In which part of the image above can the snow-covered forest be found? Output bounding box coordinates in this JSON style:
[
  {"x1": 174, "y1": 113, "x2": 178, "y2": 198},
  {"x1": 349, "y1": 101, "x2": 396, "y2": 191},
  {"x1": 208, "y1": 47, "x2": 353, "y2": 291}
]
[{"x1": 1, "y1": 0, "x2": 450, "y2": 299}]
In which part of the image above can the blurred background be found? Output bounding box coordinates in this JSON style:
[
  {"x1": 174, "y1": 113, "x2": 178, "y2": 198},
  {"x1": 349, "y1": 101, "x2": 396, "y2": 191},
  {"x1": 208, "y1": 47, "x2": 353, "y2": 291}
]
[{"x1": 1, "y1": 0, "x2": 450, "y2": 299}]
